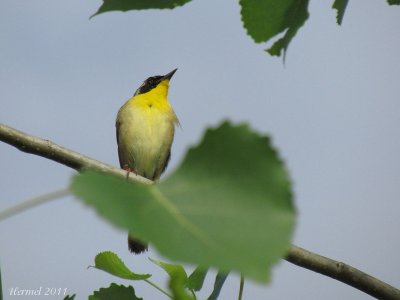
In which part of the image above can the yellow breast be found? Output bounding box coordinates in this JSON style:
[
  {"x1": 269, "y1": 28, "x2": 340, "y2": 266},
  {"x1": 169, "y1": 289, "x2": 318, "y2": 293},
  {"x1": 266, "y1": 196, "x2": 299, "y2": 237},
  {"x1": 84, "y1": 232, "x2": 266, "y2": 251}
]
[{"x1": 116, "y1": 80, "x2": 179, "y2": 180}]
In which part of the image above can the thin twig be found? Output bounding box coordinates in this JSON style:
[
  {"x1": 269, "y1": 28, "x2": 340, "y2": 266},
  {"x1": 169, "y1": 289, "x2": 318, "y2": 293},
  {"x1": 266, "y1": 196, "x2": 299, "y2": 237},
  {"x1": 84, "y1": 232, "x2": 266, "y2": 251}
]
[
  {"x1": 0, "y1": 188, "x2": 70, "y2": 222},
  {"x1": 1, "y1": 123, "x2": 400, "y2": 300},
  {"x1": 286, "y1": 245, "x2": 400, "y2": 300}
]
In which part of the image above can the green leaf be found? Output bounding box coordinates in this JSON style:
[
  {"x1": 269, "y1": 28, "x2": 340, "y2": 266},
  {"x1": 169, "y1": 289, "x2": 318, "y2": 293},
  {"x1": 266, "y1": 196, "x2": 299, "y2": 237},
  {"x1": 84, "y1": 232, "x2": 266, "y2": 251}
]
[
  {"x1": 89, "y1": 284, "x2": 142, "y2": 300},
  {"x1": 186, "y1": 267, "x2": 208, "y2": 291},
  {"x1": 149, "y1": 258, "x2": 188, "y2": 280},
  {"x1": 149, "y1": 258, "x2": 194, "y2": 300},
  {"x1": 63, "y1": 295, "x2": 75, "y2": 300},
  {"x1": 387, "y1": 0, "x2": 400, "y2": 4},
  {"x1": 332, "y1": 0, "x2": 348, "y2": 25},
  {"x1": 92, "y1": 0, "x2": 192, "y2": 18},
  {"x1": 206, "y1": 272, "x2": 228, "y2": 300},
  {"x1": 266, "y1": 0, "x2": 309, "y2": 58},
  {"x1": 94, "y1": 251, "x2": 151, "y2": 280},
  {"x1": 240, "y1": 0, "x2": 309, "y2": 58},
  {"x1": 169, "y1": 270, "x2": 194, "y2": 300},
  {"x1": 71, "y1": 121, "x2": 296, "y2": 282}
]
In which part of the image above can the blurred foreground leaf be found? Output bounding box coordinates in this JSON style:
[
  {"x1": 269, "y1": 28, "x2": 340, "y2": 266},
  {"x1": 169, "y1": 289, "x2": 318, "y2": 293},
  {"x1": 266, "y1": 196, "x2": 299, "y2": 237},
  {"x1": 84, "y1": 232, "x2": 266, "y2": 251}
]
[
  {"x1": 89, "y1": 284, "x2": 142, "y2": 300},
  {"x1": 63, "y1": 295, "x2": 75, "y2": 300},
  {"x1": 92, "y1": 0, "x2": 192, "y2": 17},
  {"x1": 240, "y1": 0, "x2": 309, "y2": 58},
  {"x1": 71, "y1": 121, "x2": 296, "y2": 281},
  {"x1": 94, "y1": 252, "x2": 151, "y2": 280},
  {"x1": 387, "y1": 0, "x2": 400, "y2": 5}
]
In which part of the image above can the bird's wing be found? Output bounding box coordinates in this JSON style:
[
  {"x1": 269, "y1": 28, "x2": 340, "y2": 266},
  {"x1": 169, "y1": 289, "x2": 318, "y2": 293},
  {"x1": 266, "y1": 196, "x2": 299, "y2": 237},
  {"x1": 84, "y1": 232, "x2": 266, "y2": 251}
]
[
  {"x1": 160, "y1": 149, "x2": 171, "y2": 176},
  {"x1": 115, "y1": 118, "x2": 125, "y2": 168}
]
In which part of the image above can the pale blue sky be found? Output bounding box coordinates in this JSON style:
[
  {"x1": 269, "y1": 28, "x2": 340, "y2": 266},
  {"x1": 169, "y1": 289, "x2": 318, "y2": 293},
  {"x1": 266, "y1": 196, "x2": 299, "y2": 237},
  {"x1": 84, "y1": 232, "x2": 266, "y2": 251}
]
[{"x1": 1, "y1": 1, "x2": 399, "y2": 299}]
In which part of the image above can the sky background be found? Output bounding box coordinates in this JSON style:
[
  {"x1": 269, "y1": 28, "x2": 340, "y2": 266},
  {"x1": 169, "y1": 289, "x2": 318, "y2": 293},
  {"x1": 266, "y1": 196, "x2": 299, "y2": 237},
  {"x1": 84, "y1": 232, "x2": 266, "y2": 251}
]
[{"x1": 1, "y1": 0, "x2": 399, "y2": 299}]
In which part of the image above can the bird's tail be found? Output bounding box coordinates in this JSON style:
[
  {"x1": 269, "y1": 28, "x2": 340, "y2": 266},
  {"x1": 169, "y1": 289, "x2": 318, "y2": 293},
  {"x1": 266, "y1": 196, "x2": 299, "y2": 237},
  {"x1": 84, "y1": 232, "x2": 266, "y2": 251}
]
[{"x1": 128, "y1": 233, "x2": 148, "y2": 254}]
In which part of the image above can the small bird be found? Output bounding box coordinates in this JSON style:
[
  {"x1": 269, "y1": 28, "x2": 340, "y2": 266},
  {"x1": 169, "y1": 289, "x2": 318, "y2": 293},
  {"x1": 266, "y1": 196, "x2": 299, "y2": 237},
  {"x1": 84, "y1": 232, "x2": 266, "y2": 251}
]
[{"x1": 116, "y1": 69, "x2": 179, "y2": 254}]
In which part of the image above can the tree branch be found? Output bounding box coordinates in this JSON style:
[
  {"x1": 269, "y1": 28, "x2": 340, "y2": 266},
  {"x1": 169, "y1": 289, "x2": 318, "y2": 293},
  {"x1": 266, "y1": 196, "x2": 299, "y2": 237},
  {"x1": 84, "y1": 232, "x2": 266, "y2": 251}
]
[
  {"x1": 1, "y1": 123, "x2": 399, "y2": 300},
  {"x1": 286, "y1": 246, "x2": 400, "y2": 300},
  {"x1": 0, "y1": 123, "x2": 151, "y2": 184}
]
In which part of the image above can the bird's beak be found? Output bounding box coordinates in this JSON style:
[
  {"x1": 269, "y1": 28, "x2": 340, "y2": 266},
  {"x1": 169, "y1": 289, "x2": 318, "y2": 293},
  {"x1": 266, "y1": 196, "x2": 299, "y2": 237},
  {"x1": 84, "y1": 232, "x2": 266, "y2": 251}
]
[{"x1": 162, "y1": 68, "x2": 178, "y2": 81}]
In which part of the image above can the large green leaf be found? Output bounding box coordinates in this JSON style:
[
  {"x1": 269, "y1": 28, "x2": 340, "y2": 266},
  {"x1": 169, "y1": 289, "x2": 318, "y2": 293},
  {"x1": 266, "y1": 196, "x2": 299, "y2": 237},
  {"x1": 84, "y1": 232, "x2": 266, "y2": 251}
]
[
  {"x1": 240, "y1": 0, "x2": 309, "y2": 58},
  {"x1": 71, "y1": 121, "x2": 296, "y2": 282},
  {"x1": 94, "y1": 251, "x2": 151, "y2": 280},
  {"x1": 89, "y1": 284, "x2": 142, "y2": 300},
  {"x1": 332, "y1": 0, "x2": 349, "y2": 25},
  {"x1": 92, "y1": 0, "x2": 192, "y2": 18},
  {"x1": 387, "y1": 0, "x2": 400, "y2": 4}
]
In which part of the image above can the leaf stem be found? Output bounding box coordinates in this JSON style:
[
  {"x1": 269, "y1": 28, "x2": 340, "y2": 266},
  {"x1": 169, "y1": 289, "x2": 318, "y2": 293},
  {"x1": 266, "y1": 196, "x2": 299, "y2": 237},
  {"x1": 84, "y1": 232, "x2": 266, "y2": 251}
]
[
  {"x1": 190, "y1": 289, "x2": 197, "y2": 300},
  {"x1": 238, "y1": 275, "x2": 244, "y2": 300},
  {"x1": 0, "y1": 188, "x2": 70, "y2": 222},
  {"x1": 144, "y1": 279, "x2": 173, "y2": 299}
]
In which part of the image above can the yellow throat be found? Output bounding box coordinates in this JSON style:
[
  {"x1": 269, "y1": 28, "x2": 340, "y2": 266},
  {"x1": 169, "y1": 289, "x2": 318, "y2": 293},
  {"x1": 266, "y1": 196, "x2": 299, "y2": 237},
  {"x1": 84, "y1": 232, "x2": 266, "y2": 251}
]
[
  {"x1": 131, "y1": 79, "x2": 172, "y2": 112},
  {"x1": 116, "y1": 72, "x2": 179, "y2": 181}
]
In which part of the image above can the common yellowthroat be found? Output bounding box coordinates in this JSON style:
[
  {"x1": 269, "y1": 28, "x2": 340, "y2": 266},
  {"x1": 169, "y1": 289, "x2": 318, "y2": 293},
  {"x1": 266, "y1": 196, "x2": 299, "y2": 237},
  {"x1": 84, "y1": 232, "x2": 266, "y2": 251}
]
[{"x1": 116, "y1": 69, "x2": 179, "y2": 253}]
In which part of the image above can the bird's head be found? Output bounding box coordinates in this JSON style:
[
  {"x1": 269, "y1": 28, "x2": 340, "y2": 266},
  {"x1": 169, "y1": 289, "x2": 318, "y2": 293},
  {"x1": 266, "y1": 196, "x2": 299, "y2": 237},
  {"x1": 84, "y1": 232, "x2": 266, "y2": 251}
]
[{"x1": 134, "y1": 68, "x2": 177, "y2": 97}]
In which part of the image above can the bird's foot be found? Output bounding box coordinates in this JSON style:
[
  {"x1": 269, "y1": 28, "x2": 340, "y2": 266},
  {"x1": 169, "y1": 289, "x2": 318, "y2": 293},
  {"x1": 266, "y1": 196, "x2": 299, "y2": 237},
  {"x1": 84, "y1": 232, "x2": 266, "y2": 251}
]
[{"x1": 123, "y1": 165, "x2": 137, "y2": 179}]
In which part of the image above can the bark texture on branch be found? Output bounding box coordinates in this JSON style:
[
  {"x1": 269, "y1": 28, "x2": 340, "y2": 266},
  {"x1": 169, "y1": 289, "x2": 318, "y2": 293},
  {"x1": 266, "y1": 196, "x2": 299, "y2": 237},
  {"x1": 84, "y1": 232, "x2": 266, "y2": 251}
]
[
  {"x1": 1, "y1": 123, "x2": 399, "y2": 300},
  {"x1": 0, "y1": 123, "x2": 150, "y2": 184},
  {"x1": 286, "y1": 246, "x2": 400, "y2": 300}
]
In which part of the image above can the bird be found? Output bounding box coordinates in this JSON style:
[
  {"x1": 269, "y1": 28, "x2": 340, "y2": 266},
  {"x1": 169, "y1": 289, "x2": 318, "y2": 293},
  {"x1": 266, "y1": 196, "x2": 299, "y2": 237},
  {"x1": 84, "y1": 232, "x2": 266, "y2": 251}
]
[{"x1": 116, "y1": 69, "x2": 180, "y2": 254}]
